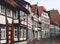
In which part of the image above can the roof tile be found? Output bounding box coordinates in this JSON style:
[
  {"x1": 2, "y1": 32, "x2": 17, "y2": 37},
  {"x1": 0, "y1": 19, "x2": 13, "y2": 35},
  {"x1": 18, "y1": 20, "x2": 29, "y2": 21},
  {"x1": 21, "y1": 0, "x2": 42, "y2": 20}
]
[
  {"x1": 5, "y1": 0, "x2": 19, "y2": 8},
  {"x1": 31, "y1": 4, "x2": 37, "y2": 13},
  {"x1": 38, "y1": 6, "x2": 46, "y2": 16}
]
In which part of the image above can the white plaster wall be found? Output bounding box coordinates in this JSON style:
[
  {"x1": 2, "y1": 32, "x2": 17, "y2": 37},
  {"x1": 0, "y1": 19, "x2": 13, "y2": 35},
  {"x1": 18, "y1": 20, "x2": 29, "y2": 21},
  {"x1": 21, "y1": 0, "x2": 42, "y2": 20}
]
[
  {"x1": 41, "y1": 16, "x2": 50, "y2": 24},
  {"x1": 41, "y1": 12, "x2": 50, "y2": 24},
  {"x1": 0, "y1": 15, "x2": 13, "y2": 24},
  {"x1": 7, "y1": 17, "x2": 12, "y2": 24},
  {"x1": 1, "y1": 40, "x2": 6, "y2": 43}
]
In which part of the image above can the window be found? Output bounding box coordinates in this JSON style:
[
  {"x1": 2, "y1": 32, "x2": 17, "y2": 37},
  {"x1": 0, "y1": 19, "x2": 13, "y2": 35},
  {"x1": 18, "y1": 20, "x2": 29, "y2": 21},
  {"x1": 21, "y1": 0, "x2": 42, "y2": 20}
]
[
  {"x1": 0, "y1": 5, "x2": 5, "y2": 15},
  {"x1": 6, "y1": 8, "x2": 12, "y2": 17},
  {"x1": 20, "y1": 10, "x2": 24, "y2": 20},
  {"x1": 1, "y1": 31, "x2": 5, "y2": 37},
  {"x1": 20, "y1": 28, "x2": 24, "y2": 40},
  {"x1": 20, "y1": 11, "x2": 24, "y2": 17},
  {"x1": 14, "y1": 11, "x2": 18, "y2": 19},
  {"x1": 25, "y1": 5, "x2": 29, "y2": 9},
  {"x1": 24, "y1": 13, "x2": 27, "y2": 22},
  {"x1": 24, "y1": 29, "x2": 26, "y2": 39},
  {"x1": 1, "y1": 27, "x2": 6, "y2": 39},
  {"x1": 19, "y1": 28, "x2": 27, "y2": 40},
  {"x1": 20, "y1": 29, "x2": 23, "y2": 38},
  {"x1": 1, "y1": 6, "x2": 5, "y2": 14},
  {"x1": 43, "y1": 12, "x2": 47, "y2": 16},
  {"x1": 20, "y1": 11, "x2": 28, "y2": 25}
]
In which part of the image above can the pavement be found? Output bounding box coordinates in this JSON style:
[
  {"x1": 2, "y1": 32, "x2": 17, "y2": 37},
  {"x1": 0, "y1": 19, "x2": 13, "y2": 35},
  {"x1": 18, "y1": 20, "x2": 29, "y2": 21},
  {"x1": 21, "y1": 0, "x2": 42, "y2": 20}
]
[
  {"x1": 27, "y1": 37, "x2": 60, "y2": 44},
  {"x1": 37, "y1": 38, "x2": 53, "y2": 44},
  {"x1": 54, "y1": 38, "x2": 60, "y2": 44}
]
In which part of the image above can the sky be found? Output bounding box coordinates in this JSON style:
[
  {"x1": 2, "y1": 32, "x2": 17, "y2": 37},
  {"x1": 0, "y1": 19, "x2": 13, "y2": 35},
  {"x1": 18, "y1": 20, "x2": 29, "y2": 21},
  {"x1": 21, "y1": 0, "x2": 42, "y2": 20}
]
[{"x1": 25, "y1": 0, "x2": 60, "y2": 12}]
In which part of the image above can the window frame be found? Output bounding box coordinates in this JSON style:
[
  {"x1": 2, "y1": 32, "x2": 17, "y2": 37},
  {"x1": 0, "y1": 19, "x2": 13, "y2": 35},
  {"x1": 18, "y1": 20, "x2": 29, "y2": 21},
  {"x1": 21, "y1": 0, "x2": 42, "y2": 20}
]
[
  {"x1": 14, "y1": 11, "x2": 18, "y2": 19},
  {"x1": 0, "y1": 5, "x2": 5, "y2": 15},
  {"x1": 19, "y1": 27, "x2": 27, "y2": 41},
  {"x1": 1, "y1": 27, "x2": 6, "y2": 39},
  {"x1": 6, "y1": 8, "x2": 12, "y2": 17}
]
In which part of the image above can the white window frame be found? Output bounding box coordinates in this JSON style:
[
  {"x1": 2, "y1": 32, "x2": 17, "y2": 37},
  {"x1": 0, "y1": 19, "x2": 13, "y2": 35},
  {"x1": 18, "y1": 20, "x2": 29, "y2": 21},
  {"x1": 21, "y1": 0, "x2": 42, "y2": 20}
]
[
  {"x1": 0, "y1": 5, "x2": 5, "y2": 15},
  {"x1": 19, "y1": 28, "x2": 27, "y2": 40},
  {"x1": 6, "y1": 8, "x2": 12, "y2": 17},
  {"x1": 25, "y1": 5, "x2": 29, "y2": 9},
  {"x1": 14, "y1": 11, "x2": 18, "y2": 19},
  {"x1": 20, "y1": 28, "x2": 24, "y2": 40},
  {"x1": 1, "y1": 27, "x2": 6, "y2": 39},
  {"x1": 23, "y1": 29, "x2": 26, "y2": 40}
]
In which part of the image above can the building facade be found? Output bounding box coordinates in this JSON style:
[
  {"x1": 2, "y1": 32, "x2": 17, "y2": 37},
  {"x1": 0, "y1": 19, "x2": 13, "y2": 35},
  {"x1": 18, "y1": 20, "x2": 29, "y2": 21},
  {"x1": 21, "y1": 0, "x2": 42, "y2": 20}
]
[
  {"x1": 38, "y1": 6, "x2": 50, "y2": 38},
  {"x1": 0, "y1": 0, "x2": 19, "y2": 44},
  {"x1": 0, "y1": 0, "x2": 30, "y2": 44},
  {"x1": 31, "y1": 4, "x2": 39, "y2": 40},
  {"x1": 41, "y1": 11, "x2": 50, "y2": 38},
  {"x1": 14, "y1": 0, "x2": 31, "y2": 44},
  {"x1": 48, "y1": 9, "x2": 60, "y2": 38}
]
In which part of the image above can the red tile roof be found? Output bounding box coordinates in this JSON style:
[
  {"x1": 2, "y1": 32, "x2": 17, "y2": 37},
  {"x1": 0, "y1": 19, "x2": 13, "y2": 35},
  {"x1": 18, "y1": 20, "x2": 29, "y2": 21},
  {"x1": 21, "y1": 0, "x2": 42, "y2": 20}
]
[
  {"x1": 38, "y1": 6, "x2": 46, "y2": 16},
  {"x1": 5, "y1": 0, "x2": 19, "y2": 8},
  {"x1": 31, "y1": 5, "x2": 46, "y2": 16},
  {"x1": 4, "y1": 0, "x2": 30, "y2": 14},
  {"x1": 31, "y1": 4, "x2": 37, "y2": 13}
]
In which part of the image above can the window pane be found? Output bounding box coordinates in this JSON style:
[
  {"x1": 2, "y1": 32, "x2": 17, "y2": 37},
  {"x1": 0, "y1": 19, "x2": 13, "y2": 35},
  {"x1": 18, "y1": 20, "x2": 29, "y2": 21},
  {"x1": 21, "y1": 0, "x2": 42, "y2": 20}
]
[
  {"x1": 24, "y1": 29, "x2": 27, "y2": 40},
  {"x1": 20, "y1": 28, "x2": 23, "y2": 38},
  {"x1": 24, "y1": 13, "x2": 27, "y2": 22},
  {"x1": 1, "y1": 6, "x2": 5, "y2": 13},
  {"x1": 20, "y1": 11, "x2": 24, "y2": 16},
  {"x1": 20, "y1": 11, "x2": 25, "y2": 21},
  {"x1": 20, "y1": 28, "x2": 24, "y2": 40},
  {"x1": 14, "y1": 11, "x2": 18, "y2": 19},
  {"x1": 6, "y1": 9, "x2": 11, "y2": 17},
  {"x1": 1, "y1": 27, "x2": 6, "y2": 39},
  {"x1": 24, "y1": 29, "x2": 26, "y2": 38},
  {"x1": 0, "y1": 5, "x2": 5, "y2": 14}
]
